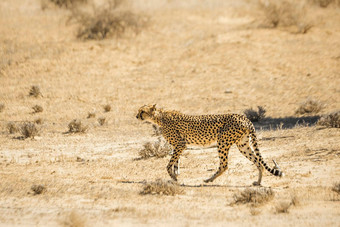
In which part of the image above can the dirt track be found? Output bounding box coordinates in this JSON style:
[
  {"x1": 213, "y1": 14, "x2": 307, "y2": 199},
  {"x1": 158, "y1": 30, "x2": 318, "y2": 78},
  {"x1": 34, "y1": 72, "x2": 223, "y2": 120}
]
[{"x1": 0, "y1": 0, "x2": 340, "y2": 226}]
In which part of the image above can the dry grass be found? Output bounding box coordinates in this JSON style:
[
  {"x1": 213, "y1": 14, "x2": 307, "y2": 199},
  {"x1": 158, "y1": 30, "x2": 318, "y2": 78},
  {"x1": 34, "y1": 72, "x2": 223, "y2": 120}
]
[
  {"x1": 258, "y1": 0, "x2": 311, "y2": 33},
  {"x1": 7, "y1": 122, "x2": 19, "y2": 134},
  {"x1": 317, "y1": 111, "x2": 340, "y2": 128},
  {"x1": 232, "y1": 188, "x2": 274, "y2": 207},
  {"x1": 140, "y1": 179, "x2": 183, "y2": 196},
  {"x1": 152, "y1": 124, "x2": 162, "y2": 136},
  {"x1": 20, "y1": 122, "x2": 40, "y2": 139},
  {"x1": 62, "y1": 211, "x2": 86, "y2": 227},
  {"x1": 250, "y1": 207, "x2": 261, "y2": 216},
  {"x1": 31, "y1": 184, "x2": 46, "y2": 195},
  {"x1": 32, "y1": 105, "x2": 43, "y2": 113},
  {"x1": 138, "y1": 137, "x2": 171, "y2": 159},
  {"x1": 70, "y1": 1, "x2": 145, "y2": 40},
  {"x1": 68, "y1": 119, "x2": 88, "y2": 133},
  {"x1": 295, "y1": 99, "x2": 324, "y2": 115},
  {"x1": 98, "y1": 117, "x2": 106, "y2": 126},
  {"x1": 29, "y1": 85, "x2": 42, "y2": 98},
  {"x1": 0, "y1": 103, "x2": 4, "y2": 113},
  {"x1": 87, "y1": 112, "x2": 96, "y2": 118},
  {"x1": 244, "y1": 106, "x2": 266, "y2": 122}
]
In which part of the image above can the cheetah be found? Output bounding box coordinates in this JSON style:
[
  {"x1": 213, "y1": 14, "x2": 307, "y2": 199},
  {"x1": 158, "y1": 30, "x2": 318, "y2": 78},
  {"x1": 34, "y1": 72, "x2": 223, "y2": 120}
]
[{"x1": 136, "y1": 104, "x2": 283, "y2": 185}]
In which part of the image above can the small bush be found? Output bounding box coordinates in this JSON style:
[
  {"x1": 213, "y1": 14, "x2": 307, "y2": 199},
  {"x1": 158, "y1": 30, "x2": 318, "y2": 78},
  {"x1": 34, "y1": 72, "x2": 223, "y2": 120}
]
[
  {"x1": 70, "y1": 1, "x2": 145, "y2": 40},
  {"x1": 317, "y1": 111, "x2": 340, "y2": 128},
  {"x1": 45, "y1": 0, "x2": 87, "y2": 8},
  {"x1": 35, "y1": 118, "x2": 44, "y2": 125},
  {"x1": 275, "y1": 201, "x2": 291, "y2": 213},
  {"x1": 32, "y1": 105, "x2": 43, "y2": 113},
  {"x1": 29, "y1": 85, "x2": 42, "y2": 98},
  {"x1": 68, "y1": 119, "x2": 88, "y2": 133},
  {"x1": 258, "y1": 0, "x2": 311, "y2": 33},
  {"x1": 87, "y1": 112, "x2": 96, "y2": 118},
  {"x1": 31, "y1": 184, "x2": 46, "y2": 195},
  {"x1": 20, "y1": 122, "x2": 40, "y2": 139},
  {"x1": 0, "y1": 103, "x2": 4, "y2": 112},
  {"x1": 103, "y1": 104, "x2": 111, "y2": 112},
  {"x1": 295, "y1": 99, "x2": 324, "y2": 115},
  {"x1": 98, "y1": 117, "x2": 106, "y2": 126},
  {"x1": 140, "y1": 179, "x2": 183, "y2": 196},
  {"x1": 244, "y1": 106, "x2": 266, "y2": 122},
  {"x1": 7, "y1": 122, "x2": 19, "y2": 134},
  {"x1": 332, "y1": 182, "x2": 340, "y2": 195},
  {"x1": 308, "y1": 0, "x2": 340, "y2": 7},
  {"x1": 232, "y1": 188, "x2": 274, "y2": 207},
  {"x1": 139, "y1": 137, "x2": 171, "y2": 159}
]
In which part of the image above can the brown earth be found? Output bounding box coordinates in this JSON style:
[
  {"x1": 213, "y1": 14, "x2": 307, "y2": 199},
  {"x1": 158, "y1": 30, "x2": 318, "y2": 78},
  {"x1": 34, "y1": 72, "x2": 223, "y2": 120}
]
[{"x1": 0, "y1": 0, "x2": 340, "y2": 226}]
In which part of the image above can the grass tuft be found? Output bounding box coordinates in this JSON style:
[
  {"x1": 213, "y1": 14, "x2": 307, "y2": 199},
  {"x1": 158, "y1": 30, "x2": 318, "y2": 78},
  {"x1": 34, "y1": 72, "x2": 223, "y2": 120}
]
[
  {"x1": 244, "y1": 106, "x2": 266, "y2": 122},
  {"x1": 7, "y1": 122, "x2": 19, "y2": 134},
  {"x1": 98, "y1": 117, "x2": 106, "y2": 126},
  {"x1": 32, "y1": 105, "x2": 44, "y2": 113},
  {"x1": 31, "y1": 184, "x2": 46, "y2": 195},
  {"x1": 332, "y1": 182, "x2": 340, "y2": 195},
  {"x1": 308, "y1": 0, "x2": 340, "y2": 7},
  {"x1": 87, "y1": 112, "x2": 96, "y2": 118},
  {"x1": 103, "y1": 104, "x2": 112, "y2": 112},
  {"x1": 232, "y1": 187, "x2": 274, "y2": 207},
  {"x1": 0, "y1": 103, "x2": 4, "y2": 112},
  {"x1": 138, "y1": 137, "x2": 171, "y2": 159},
  {"x1": 45, "y1": 0, "x2": 87, "y2": 8},
  {"x1": 68, "y1": 119, "x2": 88, "y2": 133},
  {"x1": 275, "y1": 201, "x2": 291, "y2": 213},
  {"x1": 29, "y1": 85, "x2": 42, "y2": 98},
  {"x1": 140, "y1": 179, "x2": 183, "y2": 196},
  {"x1": 70, "y1": 1, "x2": 145, "y2": 40},
  {"x1": 295, "y1": 99, "x2": 323, "y2": 115},
  {"x1": 317, "y1": 111, "x2": 340, "y2": 128},
  {"x1": 35, "y1": 118, "x2": 44, "y2": 125},
  {"x1": 20, "y1": 122, "x2": 40, "y2": 139}
]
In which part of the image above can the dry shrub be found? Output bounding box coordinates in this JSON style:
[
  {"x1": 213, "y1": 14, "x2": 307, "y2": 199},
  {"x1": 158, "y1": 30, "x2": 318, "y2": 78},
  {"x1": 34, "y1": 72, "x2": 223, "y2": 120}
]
[
  {"x1": 0, "y1": 103, "x2": 4, "y2": 112},
  {"x1": 232, "y1": 188, "x2": 274, "y2": 207},
  {"x1": 62, "y1": 211, "x2": 86, "y2": 227},
  {"x1": 87, "y1": 112, "x2": 96, "y2": 118},
  {"x1": 317, "y1": 111, "x2": 340, "y2": 128},
  {"x1": 138, "y1": 137, "x2": 171, "y2": 159},
  {"x1": 31, "y1": 184, "x2": 46, "y2": 195},
  {"x1": 98, "y1": 117, "x2": 106, "y2": 126},
  {"x1": 35, "y1": 118, "x2": 44, "y2": 125},
  {"x1": 32, "y1": 105, "x2": 43, "y2": 113},
  {"x1": 68, "y1": 119, "x2": 88, "y2": 133},
  {"x1": 29, "y1": 85, "x2": 42, "y2": 98},
  {"x1": 332, "y1": 182, "x2": 340, "y2": 195},
  {"x1": 70, "y1": 0, "x2": 145, "y2": 40},
  {"x1": 250, "y1": 207, "x2": 261, "y2": 216},
  {"x1": 295, "y1": 99, "x2": 324, "y2": 115},
  {"x1": 20, "y1": 122, "x2": 40, "y2": 139},
  {"x1": 44, "y1": 0, "x2": 87, "y2": 8},
  {"x1": 7, "y1": 122, "x2": 19, "y2": 134},
  {"x1": 140, "y1": 179, "x2": 183, "y2": 196},
  {"x1": 275, "y1": 201, "x2": 291, "y2": 213},
  {"x1": 244, "y1": 106, "x2": 266, "y2": 122},
  {"x1": 103, "y1": 104, "x2": 112, "y2": 112},
  {"x1": 258, "y1": 0, "x2": 311, "y2": 33},
  {"x1": 308, "y1": 0, "x2": 340, "y2": 7}
]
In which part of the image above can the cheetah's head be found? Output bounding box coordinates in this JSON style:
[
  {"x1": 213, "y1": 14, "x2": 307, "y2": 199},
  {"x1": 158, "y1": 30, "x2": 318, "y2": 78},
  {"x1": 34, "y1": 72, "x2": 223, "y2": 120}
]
[{"x1": 136, "y1": 104, "x2": 157, "y2": 122}]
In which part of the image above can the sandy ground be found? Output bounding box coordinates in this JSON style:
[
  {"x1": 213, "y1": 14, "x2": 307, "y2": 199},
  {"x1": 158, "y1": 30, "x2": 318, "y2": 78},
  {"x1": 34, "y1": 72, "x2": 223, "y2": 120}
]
[{"x1": 0, "y1": 0, "x2": 340, "y2": 226}]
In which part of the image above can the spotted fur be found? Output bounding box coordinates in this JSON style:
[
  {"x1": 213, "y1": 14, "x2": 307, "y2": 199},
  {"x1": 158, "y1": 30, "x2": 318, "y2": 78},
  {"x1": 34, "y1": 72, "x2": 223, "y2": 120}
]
[{"x1": 136, "y1": 104, "x2": 283, "y2": 185}]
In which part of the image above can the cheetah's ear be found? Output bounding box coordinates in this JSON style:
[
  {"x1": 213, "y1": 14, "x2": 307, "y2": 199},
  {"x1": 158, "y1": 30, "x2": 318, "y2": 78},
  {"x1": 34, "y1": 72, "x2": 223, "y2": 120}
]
[{"x1": 151, "y1": 104, "x2": 157, "y2": 111}]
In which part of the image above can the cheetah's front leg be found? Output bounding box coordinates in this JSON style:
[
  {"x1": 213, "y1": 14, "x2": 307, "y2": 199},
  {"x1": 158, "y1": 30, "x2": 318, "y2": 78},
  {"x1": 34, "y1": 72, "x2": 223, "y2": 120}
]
[{"x1": 167, "y1": 144, "x2": 185, "y2": 181}]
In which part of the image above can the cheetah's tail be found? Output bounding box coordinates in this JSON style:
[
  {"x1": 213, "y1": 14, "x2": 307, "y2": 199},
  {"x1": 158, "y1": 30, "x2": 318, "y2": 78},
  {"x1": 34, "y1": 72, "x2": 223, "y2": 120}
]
[{"x1": 249, "y1": 131, "x2": 284, "y2": 177}]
